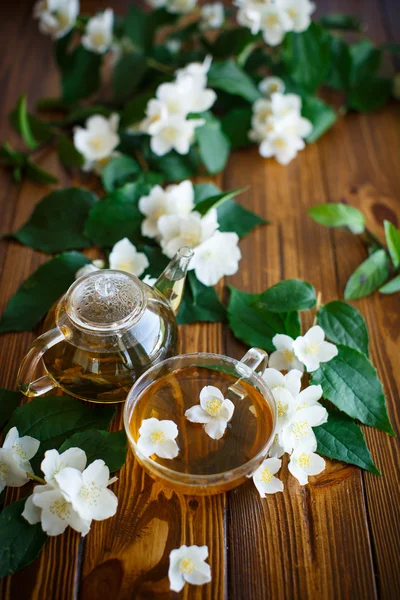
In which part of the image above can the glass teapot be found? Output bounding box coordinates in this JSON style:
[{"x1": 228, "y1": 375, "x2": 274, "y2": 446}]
[{"x1": 17, "y1": 247, "x2": 193, "y2": 404}]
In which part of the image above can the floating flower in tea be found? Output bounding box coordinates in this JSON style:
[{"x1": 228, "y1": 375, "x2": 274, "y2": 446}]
[
  {"x1": 137, "y1": 418, "x2": 180, "y2": 459},
  {"x1": 185, "y1": 385, "x2": 235, "y2": 440}
]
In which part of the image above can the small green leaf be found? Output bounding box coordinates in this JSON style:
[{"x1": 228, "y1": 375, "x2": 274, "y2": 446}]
[
  {"x1": 302, "y1": 96, "x2": 337, "y2": 143},
  {"x1": 178, "y1": 272, "x2": 226, "y2": 325},
  {"x1": 315, "y1": 411, "x2": 380, "y2": 475},
  {"x1": 208, "y1": 61, "x2": 262, "y2": 103},
  {"x1": 0, "y1": 389, "x2": 21, "y2": 430},
  {"x1": 10, "y1": 109, "x2": 53, "y2": 145},
  {"x1": 350, "y1": 40, "x2": 381, "y2": 85},
  {"x1": 308, "y1": 203, "x2": 365, "y2": 234},
  {"x1": 6, "y1": 396, "x2": 115, "y2": 471},
  {"x1": 15, "y1": 95, "x2": 37, "y2": 150},
  {"x1": 221, "y1": 108, "x2": 252, "y2": 149},
  {"x1": 260, "y1": 279, "x2": 316, "y2": 313},
  {"x1": 212, "y1": 28, "x2": 258, "y2": 61},
  {"x1": 325, "y1": 35, "x2": 351, "y2": 91},
  {"x1": 13, "y1": 188, "x2": 97, "y2": 253},
  {"x1": 56, "y1": 134, "x2": 84, "y2": 169},
  {"x1": 347, "y1": 41, "x2": 391, "y2": 113},
  {"x1": 194, "y1": 183, "x2": 221, "y2": 204},
  {"x1": 101, "y1": 155, "x2": 140, "y2": 192},
  {"x1": 125, "y1": 6, "x2": 176, "y2": 53},
  {"x1": 195, "y1": 187, "x2": 246, "y2": 216},
  {"x1": 121, "y1": 92, "x2": 154, "y2": 127},
  {"x1": 25, "y1": 160, "x2": 58, "y2": 185},
  {"x1": 317, "y1": 301, "x2": 369, "y2": 355},
  {"x1": 344, "y1": 249, "x2": 390, "y2": 300},
  {"x1": 0, "y1": 498, "x2": 47, "y2": 578},
  {"x1": 0, "y1": 252, "x2": 89, "y2": 333},
  {"x1": 195, "y1": 113, "x2": 230, "y2": 175},
  {"x1": 112, "y1": 53, "x2": 147, "y2": 103},
  {"x1": 60, "y1": 46, "x2": 101, "y2": 103},
  {"x1": 384, "y1": 220, "x2": 400, "y2": 268},
  {"x1": 149, "y1": 147, "x2": 201, "y2": 182},
  {"x1": 320, "y1": 14, "x2": 362, "y2": 31},
  {"x1": 85, "y1": 182, "x2": 149, "y2": 247},
  {"x1": 59, "y1": 429, "x2": 127, "y2": 472},
  {"x1": 311, "y1": 345, "x2": 394, "y2": 435},
  {"x1": 228, "y1": 287, "x2": 300, "y2": 352},
  {"x1": 379, "y1": 275, "x2": 400, "y2": 295}
]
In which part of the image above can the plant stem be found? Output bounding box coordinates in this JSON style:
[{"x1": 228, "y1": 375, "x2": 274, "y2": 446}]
[
  {"x1": 26, "y1": 471, "x2": 46, "y2": 484},
  {"x1": 135, "y1": 149, "x2": 149, "y2": 171},
  {"x1": 312, "y1": 291, "x2": 322, "y2": 326},
  {"x1": 146, "y1": 57, "x2": 174, "y2": 75}
]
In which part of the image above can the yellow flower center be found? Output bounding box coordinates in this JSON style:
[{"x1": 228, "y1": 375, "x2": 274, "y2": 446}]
[
  {"x1": 205, "y1": 397, "x2": 222, "y2": 416},
  {"x1": 275, "y1": 137, "x2": 287, "y2": 150},
  {"x1": 269, "y1": 83, "x2": 279, "y2": 93},
  {"x1": 50, "y1": 497, "x2": 71, "y2": 521},
  {"x1": 12, "y1": 443, "x2": 28, "y2": 460},
  {"x1": 276, "y1": 400, "x2": 288, "y2": 418},
  {"x1": 292, "y1": 420, "x2": 310, "y2": 440},
  {"x1": 79, "y1": 481, "x2": 101, "y2": 504},
  {"x1": 150, "y1": 431, "x2": 166, "y2": 444},
  {"x1": 89, "y1": 136, "x2": 105, "y2": 151},
  {"x1": 0, "y1": 462, "x2": 9, "y2": 480},
  {"x1": 163, "y1": 127, "x2": 178, "y2": 142},
  {"x1": 261, "y1": 467, "x2": 272, "y2": 484},
  {"x1": 288, "y1": 8, "x2": 297, "y2": 19},
  {"x1": 92, "y1": 31, "x2": 107, "y2": 48},
  {"x1": 117, "y1": 260, "x2": 133, "y2": 272},
  {"x1": 266, "y1": 14, "x2": 279, "y2": 27},
  {"x1": 298, "y1": 452, "x2": 311, "y2": 469},
  {"x1": 179, "y1": 557, "x2": 195, "y2": 574},
  {"x1": 282, "y1": 349, "x2": 294, "y2": 362},
  {"x1": 306, "y1": 343, "x2": 320, "y2": 356}
]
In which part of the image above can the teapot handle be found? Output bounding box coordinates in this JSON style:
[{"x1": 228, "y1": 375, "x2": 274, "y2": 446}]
[
  {"x1": 239, "y1": 348, "x2": 269, "y2": 375},
  {"x1": 17, "y1": 327, "x2": 67, "y2": 397}
]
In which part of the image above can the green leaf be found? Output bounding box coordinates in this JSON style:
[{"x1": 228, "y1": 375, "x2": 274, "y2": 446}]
[
  {"x1": 195, "y1": 113, "x2": 230, "y2": 175},
  {"x1": 85, "y1": 182, "x2": 149, "y2": 247},
  {"x1": 0, "y1": 498, "x2": 47, "y2": 578},
  {"x1": 302, "y1": 96, "x2": 337, "y2": 143},
  {"x1": 228, "y1": 287, "x2": 300, "y2": 352},
  {"x1": 141, "y1": 245, "x2": 169, "y2": 278},
  {"x1": 25, "y1": 160, "x2": 58, "y2": 185},
  {"x1": 379, "y1": 275, "x2": 400, "y2": 295},
  {"x1": 0, "y1": 389, "x2": 21, "y2": 430},
  {"x1": 383, "y1": 43, "x2": 400, "y2": 54},
  {"x1": 208, "y1": 61, "x2": 262, "y2": 103},
  {"x1": 344, "y1": 249, "x2": 390, "y2": 300},
  {"x1": 10, "y1": 109, "x2": 53, "y2": 145},
  {"x1": 260, "y1": 279, "x2": 316, "y2": 312},
  {"x1": 112, "y1": 53, "x2": 147, "y2": 103},
  {"x1": 317, "y1": 301, "x2": 369, "y2": 355},
  {"x1": 101, "y1": 155, "x2": 140, "y2": 192},
  {"x1": 60, "y1": 46, "x2": 101, "y2": 103},
  {"x1": 315, "y1": 411, "x2": 380, "y2": 474},
  {"x1": 121, "y1": 91, "x2": 154, "y2": 126},
  {"x1": 0, "y1": 142, "x2": 26, "y2": 167},
  {"x1": 283, "y1": 23, "x2": 331, "y2": 93},
  {"x1": 13, "y1": 188, "x2": 97, "y2": 253},
  {"x1": 308, "y1": 203, "x2": 365, "y2": 234},
  {"x1": 347, "y1": 40, "x2": 391, "y2": 112},
  {"x1": 384, "y1": 220, "x2": 400, "y2": 268},
  {"x1": 59, "y1": 429, "x2": 127, "y2": 472},
  {"x1": 194, "y1": 183, "x2": 221, "y2": 204},
  {"x1": 178, "y1": 272, "x2": 226, "y2": 325},
  {"x1": 6, "y1": 396, "x2": 115, "y2": 471},
  {"x1": 0, "y1": 252, "x2": 89, "y2": 333},
  {"x1": 325, "y1": 35, "x2": 351, "y2": 91},
  {"x1": 311, "y1": 345, "x2": 394, "y2": 435},
  {"x1": 149, "y1": 147, "x2": 201, "y2": 182},
  {"x1": 14, "y1": 95, "x2": 37, "y2": 150},
  {"x1": 320, "y1": 14, "x2": 362, "y2": 31},
  {"x1": 212, "y1": 28, "x2": 258, "y2": 60},
  {"x1": 221, "y1": 108, "x2": 252, "y2": 149},
  {"x1": 56, "y1": 134, "x2": 84, "y2": 169},
  {"x1": 125, "y1": 6, "x2": 176, "y2": 53},
  {"x1": 195, "y1": 187, "x2": 246, "y2": 216},
  {"x1": 350, "y1": 40, "x2": 381, "y2": 85}
]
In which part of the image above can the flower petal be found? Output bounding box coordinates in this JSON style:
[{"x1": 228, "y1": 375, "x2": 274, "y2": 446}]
[
  {"x1": 272, "y1": 333, "x2": 295, "y2": 351},
  {"x1": 199, "y1": 385, "x2": 224, "y2": 409},
  {"x1": 82, "y1": 459, "x2": 109, "y2": 487},
  {"x1": 160, "y1": 420, "x2": 179, "y2": 440},
  {"x1": 317, "y1": 341, "x2": 338, "y2": 363},
  {"x1": 218, "y1": 399, "x2": 235, "y2": 421},
  {"x1": 284, "y1": 369, "x2": 303, "y2": 397},
  {"x1": 90, "y1": 488, "x2": 118, "y2": 520},
  {"x1": 22, "y1": 494, "x2": 41, "y2": 524},
  {"x1": 204, "y1": 419, "x2": 227, "y2": 440},
  {"x1": 262, "y1": 368, "x2": 285, "y2": 389},
  {"x1": 185, "y1": 562, "x2": 212, "y2": 586},
  {"x1": 185, "y1": 405, "x2": 212, "y2": 424},
  {"x1": 156, "y1": 439, "x2": 179, "y2": 459},
  {"x1": 304, "y1": 325, "x2": 325, "y2": 344}
]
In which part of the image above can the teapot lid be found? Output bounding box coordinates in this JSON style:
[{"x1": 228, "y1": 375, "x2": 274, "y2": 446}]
[{"x1": 66, "y1": 270, "x2": 146, "y2": 332}]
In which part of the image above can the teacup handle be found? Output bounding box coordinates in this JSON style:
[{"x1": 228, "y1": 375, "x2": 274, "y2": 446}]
[
  {"x1": 17, "y1": 327, "x2": 67, "y2": 397},
  {"x1": 239, "y1": 348, "x2": 269, "y2": 375}
]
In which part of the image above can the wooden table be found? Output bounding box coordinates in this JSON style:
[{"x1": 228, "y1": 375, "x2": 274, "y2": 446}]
[{"x1": 1, "y1": 1, "x2": 399, "y2": 598}]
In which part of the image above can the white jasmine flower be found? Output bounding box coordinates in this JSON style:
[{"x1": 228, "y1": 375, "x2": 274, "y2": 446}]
[
  {"x1": 158, "y1": 209, "x2": 219, "y2": 259},
  {"x1": 292, "y1": 325, "x2": 338, "y2": 372},
  {"x1": 109, "y1": 238, "x2": 149, "y2": 277},
  {"x1": 22, "y1": 483, "x2": 91, "y2": 536},
  {"x1": 75, "y1": 263, "x2": 99, "y2": 279},
  {"x1": 166, "y1": 38, "x2": 182, "y2": 54},
  {"x1": 139, "y1": 181, "x2": 194, "y2": 239},
  {"x1": 190, "y1": 231, "x2": 242, "y2": 286},
  {"x1": 259, "y1": 130, "x2": 305, "y2": 165},
  {"x1": 269, "y1": 333, "x2": 304, "y2": 372},
  {"x1": 185, "y1": 385, "x2": 235, "y2": 440},
  {"x1": 149, "y1": 116, "x2": 205, "y2": 156},
  {"x1": 288, "y1": 439, "x2": 326, "y2": 485},
  {"x1": 73, "y1": 114, "x2": 120, "y2": 170},
  {"x1": 268, "y1": 433, "x2": 285, "y2": 459},
  {"x1": 0, "y1": 427, "x2": 40, "y2": 492},
  {"x1": 261, "y1": 368, "x2": 300, "y2": 429},
  {"x1": 55, "y1": 459, "x2": 118, "y2": 521},
  {"x1": 34, "y1": 0, "x2": 79, "y2": 40},
  {"x1": 251, "y1": 457, "x2": 284, "y2": 497},
  {"x1": 176, "y1": 56, "x2": 212, "y2": 88},
  {"x1": 167, "y1": 0, "x2": 198, "y2": 15},
  {"x1": 137, "y1": 418, "x2": 179, "y2": 459},
  {"x1": 142, "y1": 274, "x2": 157, "y2": 287},
  {"x1": 169, "y1": 545, "x2": 211, "y2": 592},
  {"x1": 270, "y1": 92, "x2": 302, "y2": 117},
  {"x1": 140, "y1": 99, "x2": 169, "y2": 134},
  {"x1": 281, "y1": 404, "x2": 328, "y2": 454},
  {"x1": 259, "y1": 76, "x2": 285, "y2": 96},
  {"x1": 156, "y1": 80, "x2": 194, "y2": 118},
  {"x1": 259, "y1": 5, "x2": 291, "y2": 46},
  {"x1": 235, "y1": 0, "x2": 266, "y2": 33},
  {"x1": 41, "y1": 448, "x2": 87, "y2": 484},
  {"x1": 82, "y1": 8, "x2": 114, "y2": 54},
  {"x1": 200, "y1": 3, "x2": 225, "y2": 29},
  {"x1": 278, "y1": 0, "x2": 315, "y2": 33},
  {"x1": 294, "y1": 384, "x2": 324, "y2": 411}
]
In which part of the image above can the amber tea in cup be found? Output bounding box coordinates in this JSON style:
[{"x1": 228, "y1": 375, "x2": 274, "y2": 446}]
[{"x1": 124, "y1": 350, "x2": 276, "y2": 495}]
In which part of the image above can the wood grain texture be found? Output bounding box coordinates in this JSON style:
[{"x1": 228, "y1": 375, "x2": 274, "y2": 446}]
[{"x1": 0, "y1": 0, "x2": 399, "y2": 599}]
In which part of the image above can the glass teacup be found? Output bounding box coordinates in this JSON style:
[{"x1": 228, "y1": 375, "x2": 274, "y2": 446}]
[{"x1": 124, "y1": 348, "x2": 276, "y2": 495}]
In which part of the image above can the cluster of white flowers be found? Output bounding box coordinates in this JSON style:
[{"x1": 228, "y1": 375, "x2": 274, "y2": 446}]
[
  {"x1": 139, "y1": 179, "x2": 241, "y2": 286},
  {"x1": 147, "y1": 0, "x2": 198, "y2": 14},
  {"x1": 250, "y1": 77, "x2": 313, "y2": 165},
  {"x1": 0, "y1": 427, "x2": 40, "y2": 492},
  {"x1": 236, "y1": 0, "x2": 315, "y2": 46},
  {"x1": 140, "y1": 58, "x2": 216, "y2": 157},
  {"x1": 73, "y1": 113, "x2": 120, "y2": 174},
  {"x1": 23, "y1": 447, "x2": 118, "y2": 536},
  {"x1": 200, "y1": 3, "x2": 225, "y2": 29},
  {"x1": 269, "y1": 325, "x2": 338, "y2": 372},
  {"x1": 34, "y1": 0, "x2": 115, "y2": 53}
]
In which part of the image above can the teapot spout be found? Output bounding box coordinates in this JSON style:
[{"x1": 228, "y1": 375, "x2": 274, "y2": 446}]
[{"x1": 154, "y1": 246, "x2": 194, "y2": 315}]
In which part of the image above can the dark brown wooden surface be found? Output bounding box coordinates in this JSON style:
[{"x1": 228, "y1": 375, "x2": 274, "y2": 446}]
[{"x1": 0, "y1": 1, "x2": 399, "y2": 598}]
